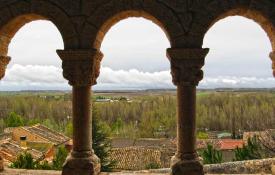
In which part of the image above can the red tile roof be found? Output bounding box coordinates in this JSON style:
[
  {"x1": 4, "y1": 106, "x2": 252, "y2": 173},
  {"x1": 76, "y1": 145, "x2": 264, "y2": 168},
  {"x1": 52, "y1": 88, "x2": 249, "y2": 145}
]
[{"x1": 216, "y1": 139, "x2": 244, "y2": 150}]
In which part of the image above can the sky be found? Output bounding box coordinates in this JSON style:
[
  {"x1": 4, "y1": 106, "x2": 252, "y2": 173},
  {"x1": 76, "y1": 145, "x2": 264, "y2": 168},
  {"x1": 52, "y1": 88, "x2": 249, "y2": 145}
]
[{"x1": 0, "y1": 16, "x2": 275, "y2": 91}]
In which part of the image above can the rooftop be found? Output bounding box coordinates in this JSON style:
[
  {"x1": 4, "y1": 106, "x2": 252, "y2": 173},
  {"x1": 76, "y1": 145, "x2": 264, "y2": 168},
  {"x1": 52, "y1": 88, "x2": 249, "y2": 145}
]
[
  {"x1": 22, "y1": 124, "x2": 70, "y2": 145},
  {"x1": 216, "y1": 139, "x2": 244, "y2": 150},
  {"x1": 0, "y1": 140, "x2": 43, "y2": 162}
]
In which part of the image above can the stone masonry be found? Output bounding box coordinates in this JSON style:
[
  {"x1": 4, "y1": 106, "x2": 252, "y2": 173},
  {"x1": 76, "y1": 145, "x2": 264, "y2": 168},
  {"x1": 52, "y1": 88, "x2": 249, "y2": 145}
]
[{"x1": 0, "y1": 1, "x2": 275, "y2": 175}]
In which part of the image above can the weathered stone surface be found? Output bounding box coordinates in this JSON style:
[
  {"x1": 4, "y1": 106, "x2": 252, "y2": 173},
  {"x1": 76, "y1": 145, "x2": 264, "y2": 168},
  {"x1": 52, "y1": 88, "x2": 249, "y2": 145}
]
[
  {"x1": 167, "y1": 48, "x2": 209, "y2": 86},
  {"x1": 0, "y1": 56, "x2": 10, "y2": 80},
  {"x1": 0, "y1": 0, "x2": 274, "y2": 51},
  {"x1": 57, "y1": 50, "x2": 103, "y2": 86},
  {"x1": 270, "y1": 52, "x2": 275, "y2": 77},
  {"x1": 204, "y1": 158, "x2": 275, "y2": 174},
  {"x1": 62, "y1": 152, "x2": 100, "y2": 175}
]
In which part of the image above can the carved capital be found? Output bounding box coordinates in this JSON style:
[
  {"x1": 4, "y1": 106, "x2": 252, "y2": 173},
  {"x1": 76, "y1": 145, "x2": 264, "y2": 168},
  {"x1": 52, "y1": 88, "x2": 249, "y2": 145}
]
[
  {"x1": 0, "y1": 56, "x2": 11, "y2": 80},
  {"x1": 270, "y1": 52, "x2": 275, "y2": 77},
  {"x1": 57, "y1": 50, "x2": 103, "y2": 86},
  {"x1": 167, "y1": 48, "x2": 209, "y2": 86}
]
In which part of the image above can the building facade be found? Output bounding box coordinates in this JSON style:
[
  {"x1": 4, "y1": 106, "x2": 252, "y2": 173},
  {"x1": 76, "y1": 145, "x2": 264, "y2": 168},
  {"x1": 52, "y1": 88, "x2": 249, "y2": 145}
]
[{"x1": 0, "y1": 1, "x2": 275, "y2": 175}]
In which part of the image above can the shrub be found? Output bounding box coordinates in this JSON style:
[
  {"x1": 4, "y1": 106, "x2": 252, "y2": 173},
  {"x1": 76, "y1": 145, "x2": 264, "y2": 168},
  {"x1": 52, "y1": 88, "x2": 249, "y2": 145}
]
[
  {"x1": 145, "y1": 162, "x2": 161, "y2": 169},
  {"x1": 36, "y1": 160, "x2": 52, "y2": 170},
  {"x1": 233, "y1": 136, "x2": 262, "y2": 161},
  {"x1": 202, "y1": 144, "x2": 223, "y2": 164},
  {"x1": 10, "y1": 152, "x2": 37, "y2": 169},
  {"x1": 52, "y1": 146, "x2": 68, "y2": 170}
]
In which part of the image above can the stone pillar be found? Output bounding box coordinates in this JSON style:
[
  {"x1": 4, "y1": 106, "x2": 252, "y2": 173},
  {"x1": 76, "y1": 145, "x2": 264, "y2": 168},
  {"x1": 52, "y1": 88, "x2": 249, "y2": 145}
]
[
  {"x1": 57, "y1": 49, "x2": 103, "y2": 175},
  {"x1": 0, "y1": 56, "x2": 10, "y2": 171},
  {"x1": 269, "y1": 51, "x2": 275, "y2": 77},
  {"x1": 167, "y1": 48, "x2": 209, "y2": 175},
  {"x1": 0, "y1": 56, "x2": 10, "y2": 80}
]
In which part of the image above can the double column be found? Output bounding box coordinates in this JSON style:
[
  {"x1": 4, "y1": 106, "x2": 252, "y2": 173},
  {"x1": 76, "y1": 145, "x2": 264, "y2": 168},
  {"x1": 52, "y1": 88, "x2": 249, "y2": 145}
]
[
  {"x1": 167, "y1": 48, "x2": 209, "y2": 175},
  {"x1": 57, "y1": 49, "x2": 103, "y2": 175}
]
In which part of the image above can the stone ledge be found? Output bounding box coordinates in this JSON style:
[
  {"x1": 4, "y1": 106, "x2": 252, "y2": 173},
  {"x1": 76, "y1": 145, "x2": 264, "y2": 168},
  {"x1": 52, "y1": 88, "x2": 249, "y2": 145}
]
[
  {"x1": 204, "y1": 158, "x2": 275, "y2": 174},
  {"x1": 0, "y1": 168, "x2": 271, "y2": 175},
  {"x1": 0, "y1": 168, "x2": 60, "y2": 175}
]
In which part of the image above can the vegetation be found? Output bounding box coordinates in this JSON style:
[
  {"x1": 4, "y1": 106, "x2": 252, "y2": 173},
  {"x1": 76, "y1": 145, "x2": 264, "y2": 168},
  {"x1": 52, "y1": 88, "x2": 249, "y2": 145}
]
[
  {"x1": 5, "y1": 112, "x2": 25, "y2": 127},
  {"x1": 10, "y1": 146, "x2": 68, "y2": 170},
  {"x1": 234, "y1": 136, "x2": 263, "y2": 161},
  {"x1": 202, "y1": 144, "x2": 223, "y2": 164},
  {"x1": 0, "y1": 91, "x2": 274, "y2": 138},
  {"x1": 92, "y1": 107, "x2": 115, "y2": 172},
  {"x1": 52, "y1": 146, "x2": 68, "y2": 170},
  {"x1": 197, "y1": 131, "x2": 209, "y2": 139},
  {"x1": 10, "y1": 152, "x2": 37, "y2": 169},
  {"x1": 3, "y1": 91, "x2": 274, "y2": 169},
  {"x1": 145, "y1": 162, "x2": 161, "y2": 169}
]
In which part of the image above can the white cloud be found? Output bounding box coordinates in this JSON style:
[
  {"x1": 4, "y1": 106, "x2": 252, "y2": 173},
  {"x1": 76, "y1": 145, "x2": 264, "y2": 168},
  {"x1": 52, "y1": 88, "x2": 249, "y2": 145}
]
[
  {"x1": 0, "y1": 65, "x2": 274, "y2": 91},
  {"x1": 95, "y1": 67, "x2": 173, "y2": 90},
  {"x1": 200, "y1": 76, "x2": 275, "y2": 89},
  {"x1": 0, "y1": 64, "x2": 68, "y2": 91}
]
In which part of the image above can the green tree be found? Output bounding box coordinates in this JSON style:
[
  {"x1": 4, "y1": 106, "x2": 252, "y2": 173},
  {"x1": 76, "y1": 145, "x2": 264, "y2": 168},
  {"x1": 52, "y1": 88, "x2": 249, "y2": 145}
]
[
  {"x1": 202, "y1": 144, "x2": 223, "y2": 164},
  {"x1": 234, "y1": 136, "x2": 262, "y2": 161},
  {"x1": 65, "y1": 121, "x2": 73, "y2": 137},
  {"x1": 92, "y1": 107, "x2": 115, "y2": 172},
  {"x1": 52, "y1": 146, "x2": 68, "y2": 170},
  {"x1": 5, "y1": 112, "x2": 25, "y2": 127},
  {"x1": 197, "y1": 131, "x2": 209, "y2": 139}
]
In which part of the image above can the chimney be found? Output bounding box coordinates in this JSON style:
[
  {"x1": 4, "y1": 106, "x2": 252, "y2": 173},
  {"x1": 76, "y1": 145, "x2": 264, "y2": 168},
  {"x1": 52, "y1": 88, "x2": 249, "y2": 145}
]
[{"x1": 20, "y1": 136, "x2": 27, "y2": 149}]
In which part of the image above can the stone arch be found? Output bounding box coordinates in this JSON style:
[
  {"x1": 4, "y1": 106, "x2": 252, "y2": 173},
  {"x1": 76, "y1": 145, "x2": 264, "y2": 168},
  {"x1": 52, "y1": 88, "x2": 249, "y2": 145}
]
[
  {"x1": 94, "y1": 10, "x2": 172, "y2": 50},
  {"x1": 82, "y1": 1, "x2": 184, "y2": 50},
  {"x1": 0, "y1": 0, "x2": 77, "y2": 56},
  {"x1": 206, "y1": 8, "x2": 275, "y2": 51},
  {"x1": 191, "y1": 1, "x2": 275, "y2": 48},
  {"x1": 192, "y1": 1, "x2": 275, "y2": 76}
]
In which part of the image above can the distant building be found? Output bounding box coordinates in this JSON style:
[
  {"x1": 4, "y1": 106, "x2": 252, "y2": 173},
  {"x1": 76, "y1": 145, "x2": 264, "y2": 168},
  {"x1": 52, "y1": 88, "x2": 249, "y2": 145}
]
[
  {"x1": 0, "y1": 139, "x2": 44, "y2": 163},
  {"x1": 215, "y1": 139, "x2": 244, "y2": 162},
  {"x1": 11, "y1": 124, "x2": 70, "y2": 146},
  {"x1": 1, "y1": 124, "x2": 71, "y2": 163},
  {"x1": 197, "y1": 139, "x2": 244, "y2": 162},
  {"x1": 95, "y1": 99, "x2": 113, "y2": 103},
  {"x1": 217, "y1": 132, "x2": 232, "y2": 139}
]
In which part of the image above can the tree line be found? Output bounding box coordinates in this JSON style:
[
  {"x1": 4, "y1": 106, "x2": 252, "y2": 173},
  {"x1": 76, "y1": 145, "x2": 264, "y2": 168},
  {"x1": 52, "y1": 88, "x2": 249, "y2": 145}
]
[{"x1": 0, "y1": 92, "x2": 274, "y2": 138}]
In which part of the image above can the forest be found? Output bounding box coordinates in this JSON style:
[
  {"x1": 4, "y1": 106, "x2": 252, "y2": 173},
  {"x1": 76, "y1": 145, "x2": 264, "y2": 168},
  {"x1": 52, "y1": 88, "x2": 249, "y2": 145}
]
[{"x1": 0, "y1": 91, "x2": 274, "y2": 138}]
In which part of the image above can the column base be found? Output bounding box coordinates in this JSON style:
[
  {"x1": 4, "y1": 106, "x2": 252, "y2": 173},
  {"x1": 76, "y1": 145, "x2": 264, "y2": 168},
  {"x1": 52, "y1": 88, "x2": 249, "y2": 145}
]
[
  {"x1": 171, "y1": 155, "x2": 204, "y2": 175},
  {"x1": 62, "y1": 151, "x2": 100, "y2": 175},
  {"x1": 0, "y1": 156, "x2": 4, "y2": 171}
]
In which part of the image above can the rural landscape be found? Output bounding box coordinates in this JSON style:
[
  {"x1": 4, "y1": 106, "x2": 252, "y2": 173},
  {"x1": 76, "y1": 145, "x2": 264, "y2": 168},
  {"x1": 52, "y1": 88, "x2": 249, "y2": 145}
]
[
  {"x1": 0, "y1": 1, "x2": 275, "y2": 175},
  {"x1": 0, "y1": 89, "x2": 274, "y2": 173}
]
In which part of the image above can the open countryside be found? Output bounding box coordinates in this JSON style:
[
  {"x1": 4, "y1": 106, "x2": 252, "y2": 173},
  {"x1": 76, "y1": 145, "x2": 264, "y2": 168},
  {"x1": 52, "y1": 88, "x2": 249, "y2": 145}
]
[{"x1": 0, "y1": 89, "x2": 274, "y2": 173}]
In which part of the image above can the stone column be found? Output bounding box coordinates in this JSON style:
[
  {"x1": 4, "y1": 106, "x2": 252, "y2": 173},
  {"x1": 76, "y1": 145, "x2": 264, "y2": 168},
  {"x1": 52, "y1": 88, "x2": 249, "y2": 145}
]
[
  {"x1": 269, "y1": 51, "x2": 275, "y2": 77},
  {"x1": 57, "y1": 49, "x2": 103, "y2": 175},
  {"x1": 0, "y1": 56, "x2": 10, "y2": 80},
  {"x1": 0, "y1": 56, "x2": 10, "y2": 171},
  {"x1": 167, "y1": 48, "x2": 209, "y2": 175}
]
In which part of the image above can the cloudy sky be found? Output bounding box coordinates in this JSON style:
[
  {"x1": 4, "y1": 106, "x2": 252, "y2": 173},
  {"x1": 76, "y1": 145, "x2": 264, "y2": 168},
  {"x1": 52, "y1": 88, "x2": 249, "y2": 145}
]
[{"x1": 1, "y1": 16, "x2": 275, "y2": 91}]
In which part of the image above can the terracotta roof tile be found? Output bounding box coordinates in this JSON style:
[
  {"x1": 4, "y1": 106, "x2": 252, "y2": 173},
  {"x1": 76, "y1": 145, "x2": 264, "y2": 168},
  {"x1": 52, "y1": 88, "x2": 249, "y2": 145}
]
[
  {"x1": 216, "y1": 139, "x2": 244, "y2": 150},
  {"x1": 23, "y1": 124, "x2": 70, "y2": 145}
]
